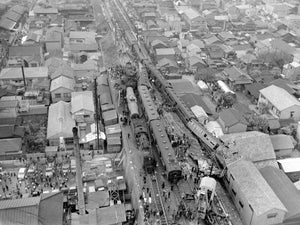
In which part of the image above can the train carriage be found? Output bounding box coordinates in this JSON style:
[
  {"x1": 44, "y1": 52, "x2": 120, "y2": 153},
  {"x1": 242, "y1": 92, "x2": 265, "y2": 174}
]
[
  {"x1": 126, "y1": 87, "x2": 139, "y2": 119},
  {"x1": 138, "y1": 85, "x2": 160, "y2": 122},
  {"x1": 149, "y1": 119, "x2": 182, "y2": 183}
]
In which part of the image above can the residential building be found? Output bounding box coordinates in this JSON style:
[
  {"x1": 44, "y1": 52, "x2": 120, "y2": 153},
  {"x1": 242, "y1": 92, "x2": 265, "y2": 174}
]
[
  {"x1": 67, "y1": 31, "x2": 98, "y2": 52},
  {"x1": 155, "y1": 48, "x2": 176, "y2": 61},
  {"x1": 50, "y1": 76, "x2": 75, "y2": 103},
  {"x1": 151, "y1": 39, "x2": 168, "y2": 51},
  {"x1": 225, "y1": 160, "x2": 287, "y2": 225},
  {"x1": 258, "y1": 85, "x2": 300, "y2": 121},
  {"x1": 282, "y1": 61, "x2": 300, "y2": 81},
  {"x1": 50, "y1": 63, "x2": 74, "y2": 80},
  {"x1": 47, "y1": 101, "x2": 76, "y2": 149},
  {"x1": 177, "y1": 39, "x2": 190, "y2": 53},
  {"x1": 71, "y1": 91, "x2": 95, "y2": 124},
  {"x1": 223, "y1": 66, "x2": 253, "y2": 91},
  {"x1": 260, "y1": 166, "x2": 300, "y2": 225},
  {"x1": 8, "y1": 45, "x2": 44, "y2": 67},
  {"x1": 218, "y1": 108, "x2": 248, "y2": 134},
  {"x1": 32, "y1": 6, "x2": 58, "y2": 17},
  {"x1": 0, "y1": 67, "x2": 48, "y2": 86},
  {"x1": 185, "y1": 56, "x2": 206, "y2": 72},
  {"x1": 157, "y1": 58, "x2": 179, "y2": 73},
  {"x1": 270, "y1": 134, "x2": 294, "y2": 158},
  {"x1": 45, "y1": 27, "x2": 64, "y2": 53},
  {"x1": 181, "y1": 8, "x2": 207, "y2": 31},
  {"x1": 72, "y1": 59, "x2": 97, "y2": 79},
  {"x1": 45, "y1": 57, "x2": 71, "y2": 77}
]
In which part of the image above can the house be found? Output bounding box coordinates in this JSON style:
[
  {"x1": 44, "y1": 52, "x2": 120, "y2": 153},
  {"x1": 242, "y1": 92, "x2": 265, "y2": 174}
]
[
  {"x1": 33, "y1": 6, "x2": 58, "y2": 17},
  {"x1": 47, "y1": 101, "x2": 76, "y2": 148},
  {"x1": 218, "y1": 108, "x2": 248, "y2": 134},
  {"x1": 270, "y1": 38, "x2": 296, "y2": 59},
  {"x1": 270, "y1": 134, "x2": 294, "y2": 158},
  {"x1": 151, "y1": 39, "x2": 168, "y2": 50},
  {"x1": 50, "y1": 76, "x2": 74, "y2": 103},
  {"x1": 282, "y1": 61, "x2": 300, "y2": 81},
  {"x1": 155, "y1": 48, "x2": 176, "y2": 61},
  {"x1": 186, "y1": 43, "x2": 201, "y2": 57},
  {"x1": 245, "y1": 83, "x2": 266, "y2": 103},
  {"x1": 258, "y1": 85, "x2": 300, "y2": 121},
  {"x1": 185, "y1": 56, "x2": 206, "y2": 72},
  {"x1": 260, "y1": 166, "x2": 300, "y2": 224},
  {"x1": 223, "y1": 66, "x2": 253, "y2": 91},
  {"x1": 45, "y1": 27, "x2": 63, "y2": 53},
  {"x1": 72, "y1": 59, "x2": 97, "y2": 79},
  {"x1": 225, "y1": 160, "x2": 287, "y2": 225},
  {"x1": 71, "y1": 91, "x2": 95, "y2": 123},
  {"x1": 50, "y1": 63, "x2": 74, "y2": 80},
  {"x1": 157, "y1": 58, "x2": 178, "y2": 73},
  {"x1": 203, "y1": 35, "x2": 221, "y2": 46},
  {"x1": 181, "y1": 8, "x2": 207, "y2": 31},
  {"x1": 0, "y1": 138, "x2": 22, "y2": 160},
  {"x1": 207, "y1": 45, "x2": 225, "y2": 59},
  {"x1": 45, "y1": 57, "x2": 70, "y2": 76},
  {"x1": 0, "y1": 67, "x2": 48, "y2": 86},
  {"x1": 217, "y1": 31, "x2": 236, "y2": 42},
  {"x1": 8, "y1": 45, "x2": 43, "y2": 67},
  {"x1": 68, "y1": 31, "x2": 98, "y2": 53},
  {"x1": 0, "y1": 192, "x2": 63, "y2": 225}
]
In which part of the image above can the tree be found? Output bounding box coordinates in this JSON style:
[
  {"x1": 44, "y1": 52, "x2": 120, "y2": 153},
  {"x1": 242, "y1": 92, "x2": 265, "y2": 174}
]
[
  {"x1": 248, "y1": 115, "x2": 269, "y2": 133},
  {"x1": 258, "y1": 102, "x2": 269, "y2": 114},
  {"x1": 220, "y1": 92, "x2": 236, "y2": 108},
  {"x1": 257, "y1": 50, "x2": 292, "y2": 72}
]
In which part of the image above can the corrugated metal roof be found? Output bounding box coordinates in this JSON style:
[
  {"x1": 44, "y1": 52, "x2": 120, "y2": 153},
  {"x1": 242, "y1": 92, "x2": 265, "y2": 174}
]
[
  {"x1": 96, "y1": 204, "x2": 126, "y2": 225},
  {"x1": 0, "y1": 197, "x2": 40, "y2": 209},
  {"x1": 228, "y1": 160, "x2": 287, "y2": 216}
]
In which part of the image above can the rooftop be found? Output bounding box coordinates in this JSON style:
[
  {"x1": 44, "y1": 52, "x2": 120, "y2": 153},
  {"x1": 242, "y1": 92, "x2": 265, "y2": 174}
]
[
  {"x1": 47, "y1": 101, "x2": 76, "y2": 139},
  {"x1": 278, "y1": 158, "x2": 300, "y2": 173},
  {"x1": 182, "y1": 8, "x2": 201, "y2": 20},
  {"x1": 270, "y1": 134, "x2": 294, "y2": 150},
  {"x1": 33, "y1": 6, "x2": 58, "y2": 14},
  {"x1": 71, "y1": 91, "x2": 95, "y2": 114},
  {"x1": 156, "y1": 48, "x2": 175, "y2": 56},
  {"x1": 50, "y1": 76, "x2": 75, "y2": 92},
  {"x1": 260, "y1": 85, "x2": 300, "y2": 111},
  {"x1": 0, "y1": 197, "x2": 40, "y2": 210},
  {"x1": 228, "y1": 160, "x2": 287, "y2": 216},
  {"x1": 221, "y1": 131, "x2": 277, "y2": 168},
  {"x1": 260, "y1": 166, "x2": 300, "y2": 220},
  {"x1": 96, "y1": 204, "x2": 126, "y2": 225},
  {"x1": 0, "y1": 138, "x2": 22, "y2": 154},
  {"x1": 219, "y1": 108, "x2": 248, "y2": 127},
  {"x1": 0, "y1": 67, "x2": 48, "y2": 80}
]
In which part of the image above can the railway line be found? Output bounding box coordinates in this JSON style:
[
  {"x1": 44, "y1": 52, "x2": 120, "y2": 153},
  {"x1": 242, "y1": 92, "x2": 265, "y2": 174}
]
[{"x1": 108, "y1": 1, "x2": 234, "y2": 225}]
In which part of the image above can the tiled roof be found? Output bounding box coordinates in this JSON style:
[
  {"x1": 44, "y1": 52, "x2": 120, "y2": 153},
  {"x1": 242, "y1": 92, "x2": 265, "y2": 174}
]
[
  {"x1": 219, "y1": 108, "x2": 248, "y2": 127},
  {"x1": 71, "y1": 91, "x2": 95, "y2": 114},
  {"x1": 156, "y1": 48, "x2": 175, "y2": 55},
  {"x1": 50, "y1": 76, "x2": 74, "y2": 92},
  {"x1": 270, "y1": 134, "x2": 294, "y2": 150}
]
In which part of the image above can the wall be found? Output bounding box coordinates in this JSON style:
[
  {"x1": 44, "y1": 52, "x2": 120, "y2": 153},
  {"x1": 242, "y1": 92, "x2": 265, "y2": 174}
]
[
  {"x1": 274, "y1": 148, "x2": 293, "y2": 158},
  {"x1": 281, "y1": 105, "x2": 300, "y2": 121},
  {"x1": 46, "y1": 41, "x2": 61, "y2": 52},
  {"x1": 51, "y1": 87, "x2": 72, "y2": 103}
]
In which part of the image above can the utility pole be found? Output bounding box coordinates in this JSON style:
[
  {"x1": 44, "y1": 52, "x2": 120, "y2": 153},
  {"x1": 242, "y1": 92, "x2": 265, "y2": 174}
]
[
  {"x1": 72, "y1": 127, "x2": 85, "y2": 215},
  {"x1": 94, "y1": 77, "x2": 100, "y2": 151}
]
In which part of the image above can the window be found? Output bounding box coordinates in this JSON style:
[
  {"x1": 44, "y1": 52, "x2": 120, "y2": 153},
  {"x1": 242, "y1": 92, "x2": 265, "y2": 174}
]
[
  {"x1": 239, "y1": 201, "x2": 244, "y2": 208},
  {"x1": 55, "y1": 93, "x2": 61, "y2": 98},
  {"x1": 84, "y1": 115, "x2": 90, "y2": 118},
  {"x1": 290, "y1": 111, "x2": 295, "y2": 118},
  {"x1": 63, "y1": 93, "x2": 71, "y2": 98},
  {"x1": 231, "y1": 188, "x2": 237, "y2": 196},
  {"x1": 30, "y1": 63, "x2": 37, "y2": 67},
  {"x1": 267, "y1": 213, "x2": 277, "y2": 219}
]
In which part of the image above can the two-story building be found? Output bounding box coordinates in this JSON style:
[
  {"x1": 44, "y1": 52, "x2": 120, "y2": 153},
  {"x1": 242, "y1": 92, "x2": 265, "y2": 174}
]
[
  {"x1": 181, "y1": 8, "x2": 207, "y2": 31},
  {"x1": 258, "y1": 85, "x2": 300, "y2": 121},
  {"x1": 8, "y1": 45, "x2": 44, "y2": 67},
  {"x1": 50, "y1": 76, "x2": 75, "y2": 103},
  {"x1": 71, "y1": 91, "x2": 95, "y2": 124}
]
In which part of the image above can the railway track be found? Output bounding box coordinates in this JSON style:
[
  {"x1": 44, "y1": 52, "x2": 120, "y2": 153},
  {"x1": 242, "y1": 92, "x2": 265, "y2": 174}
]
[{"x1": 147, "y1": 174, "x2": 169, "y2": 225}]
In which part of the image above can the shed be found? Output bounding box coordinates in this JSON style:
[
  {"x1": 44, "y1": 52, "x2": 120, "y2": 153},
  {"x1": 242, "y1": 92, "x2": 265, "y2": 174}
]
[
  {"x1": 270, "y1": 134, "x2": 294, "y2": 158},
  {"x1": 197, "y1": 80, "x2": 209, "y2": 91},
  {"x1": 102, "y1": 109, "x2": 118, "y2": 126},
  {"x1": 190, "y1": 105, "x2": 208, "y2": 125},
  {"x1": 205, "y1": 121, "x2": 224, "y2": 138},
  {"x1": 218, "y1": 108, "x2": 248, "y2": 134}
]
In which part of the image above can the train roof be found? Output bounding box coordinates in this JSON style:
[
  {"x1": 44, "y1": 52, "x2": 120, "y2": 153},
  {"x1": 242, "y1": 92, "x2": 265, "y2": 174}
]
[
  {"x1": 126, "y1": 87, "x2": 137, "y2": 101},
  {"x1": 138, "y1": 67, "x2": 151, "y2": 88},
  {"x1": 150, "y1": 120, "x2": 180, "y2": 171},
  {"x1": 138, "y1": 85, "x2": 159, "y2": 121},
  {"x1": 145, "y1": 62, "x2": 171, "y2": 88}
]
